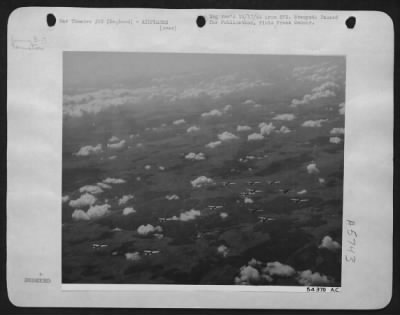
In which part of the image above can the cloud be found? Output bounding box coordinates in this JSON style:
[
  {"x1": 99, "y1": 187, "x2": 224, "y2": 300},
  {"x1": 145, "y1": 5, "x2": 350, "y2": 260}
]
[
  {"x1": 234, "y1": 265, "x2": 260, "y2": 284},
  {"x1": 137, "y1": 224, "x2": 163, "y2": 236},
  {"x1": 276, "y1": 126, "x2": 291, "y2": 134},
  {"x1": 125, "y1": 252, "x2": 141, "y2": 262},
  {"x1": 187, "y1": 125, "x2": 200, "y2": 133},
  {"x1": 103, "y1": 178, "x2": 126, "y2": 184},
  {"x1": 302, "y1": 119, "x2": 327, "y2": 128},
  {"x1": 108, "y1": 136, "x2": 120, "y2": 143},
  {"x1": 143, "y1": 165, "x2": 151, "y2": 170},
  {"x1": 63, "y1": 76, "x2": 271, "y2": 117},
  {"x1": 79, "y1": 185, "x2": 103, "y2": 195},
  {"x1": 218, "y1": 131, "x2": 239, "y2": 141},
  {"x1": 272, "y1": 114, "x2": 295, "y2": 121},
  {"x1": 72, "y1": 209, "x2": 90, "y2": 221},
  {"x1": 122, "y1": 207, "x2": 136, "y2": 215},
  {"x1": 311, "y1": 81, "x2": 339, "y2": 93},
  {"x1": 339, "y1": 102, "x2": 345, "y2": 115},
  {"x1": 119, "y1": 194, "x2": 134, "y2": 205},
  {"x1": 330, "y1": 127, "x2": 345, "y2": 135},
  {"x1": 75, "y1": 144, "x2": 102, "y2": 157},
  {"x1": 223, "y1": 104, "x2": 232, "y2": 112},
  {"x1": 243, "y1": 99, "x2": 255, "y2": 105},
  {"x1": 319, "y1": 177, "x2": 326, "y2": 184},
  {"x1": 86, "y1": 204, "x2": 111, "y2": 219},
  {"x1": 329, "y1": 136, "x2": 342, "y2": 144},
  {"x1": 62, "y1": 195, "x2": 70, "y2": 203},
  {"x1": 205, "y1": 141, "x2": 222, "y2": 149},
  {"x1": 319, "y1": 236, "x2": 341, "y2": 251},
  {"x1": 170, "y1": 209, "x2": 201, "y2": 222},
  {"x1": 159, "y1": 166, "x2": 165, "y2": 171},
  {"x1": 173, "y1": 119, "x2": 186, "y2": 125},
  {"x1": 201, "y1": 109, "x2": 223, "y2": 118},
  {"x1": 69, "y1": 193, "x2": 97, "y2": 208},
  {"x1": 165, "y1": 194, "x2": 180, "y2": 200},
  {"x1": 244, "y1": 197, "x2": 254, "y2": 204},
  {"x1": 220, "y1": 212, "x2": 228, "y2": 219},
  {"x1": 109, "y1": 155, "x2": 117, "y2": 160},
  {"x1": 97, "y1": 182, "x2": 112, "y2": 189},
  {"x1": 307, "y1": 162, "x2": 320, "y2": 174},
  {"x1": 247, "y1": 133, "x2": 264, "y2": 141},
  {"x1": 262, "y1": 261, "x2": 296, "y2": 277},
  {"x1": 297, "y1": 189, "x2": 307, "y2": 195},
  {"x1": 217, "y1": 245, "x2": 229, "y2": 257},
  {"x1": 107, "y1": 140, "x2": 126, "y2": 150},
  {"x1": 297, "y1": 270, "x2": 334, "y2": 286},
  {"x1": 237, "y1": 125, "x2": 252, "y2": 132},
  {"x1": 259, "y1": 122, "x2": 276, "y2": 135},
  {"x1": 191, "y1": 176, "x2": 215, "y2": 188},
  {"x1": 185, "y1": 152, "x2": 206, "y2": 161}
]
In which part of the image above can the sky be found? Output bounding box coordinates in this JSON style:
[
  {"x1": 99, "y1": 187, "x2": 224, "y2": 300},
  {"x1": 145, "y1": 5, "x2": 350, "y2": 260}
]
[{"x1": 63, "y1": 52, "x2": 344, "y2": 90}]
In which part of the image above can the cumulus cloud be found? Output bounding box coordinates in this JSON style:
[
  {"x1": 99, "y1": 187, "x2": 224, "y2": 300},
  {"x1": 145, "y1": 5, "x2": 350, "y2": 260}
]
[
  {"x1": 75, "y1": 144, "x2": 102, "y2": 157},
  {"x1": 173, "y1": 119, "x2": 186, "y2": 125},
  {"x1": 330, "y1": 127, "x2": 345, "y2": 135},
  {"x1": 319, "y1": 236, "x2": 341, "y2": 251},
  {"x1": 170, "y1": 209, "x2": 201, "y2": 222},
  {"x1": 276, "y1": 126, "x2": 291, "y2": 134},
  {"x1": 79, "y1": 185, "x2": 103, "y2": 195},
  {"x1": 108, "y1": 155, "x2": 117, "y2": 160},
  {"x1": 97, "y1": 182, "x2": 112, "y2": 189},
  {"x1": 108, "y1": 136, "x2": 120, "y2": 143},
  {"x1": 218, "y1": 131, "x2": 239, "y2": 141},
  {"x1": 244, "y1": 197, "x2": 254, "y2": 204},
  {"x1": 243, "y1": 99, "x2": 255, "y2": 105},
  {"x1": 329, "y1": 136, "x2": 342, "y2": 144},
  {"x1": 307, "y1": 162, "x2": 320, "y2": 174},
  {"x1": 247, "y1": 133, "x2": 264, "y2": 141},
  {"x1": 319, "y1": 177, "x2": 326, "y2": 184},
  {"x1": 103, "y1": 178, "x2": 126, "y2": 184},
  {"x1": 137, "y1": 224, "x2": 163, "y2": 236},
  {"x1": 166, "y1": 194, "x2": 180, "y2": 200},
  {"x1": 291, "y1": 81, "x2": 338, "y2": 108},
  {"x1": 220, "y1": 212, "x2": 228, "y2": 219},
  {"x1": 191, "y1": 176, "x2": 215, "y2": 188},
  {"x1": 217, "y1": 245, "x2": 229, "y2": 257},
  {"x1": 69, "y1": 193, "x2": 97, "y2": 208},
  {"x1": 144, "y1": 165, "x2": 151, "y2": 170},
  {"x1": 237, "y1": 125, "x2": 252, "y2": 132},
  {"x1": 62, "y1": 195, "x2": 70, "y2": 203},
  {"x1": 201, "y1": 109, "x2": 223, "y2": 118},
  {"x1": 259, "y1": 122, "x2": 276, "y2": 135},
  {"x1": 187, "y1": 125, "x2": 200, "y2": 133},
  {"x1": 72, "y1": 209, "x2": 90, "y2": 221},
  {"x1": 223, "y1": 104, "x2": 232, "y2": 112},
  {"x1": 297, "y1": 270, "x2": 334, "y2": 286},
  {"x1": 205, "y1": 141, "x2": 222, "y2": 149},
  {"x1": 125, "y1": 252, "x2": 141, "y2": 262},
  {"x1": 311, "y1": 81, "x2": 339, "y2": 93},
  {"x1": 86, "y1": 204, "x2": 111, "y2": 219},
  {"x1": 272, "y1": 113, "x2": 295, "y2": 121},
  {"x1": 263, "y1": 261, "x2": 296, "y2": 277},
  {"x1": 234, "y1": 265, "x2": 271, "y2": 285},
  {"x1": 339, "y1": 102, "x2": 345, "y2": 115},
  {"x1": 107, "y1": 140, "x2": 126, "y2": 150},
  {"x1": 302, "y1": 119, "x2": 327, "y2": 128},
  {"x1": 159, "y1": 166, "x2": 165, "y2": 171},
  {"x1": 122, "y1": 207, "x2": 136, "y2": 215},
  {"x1": 297, "y1": 189, "x2": 307, "y2": 195},
  {"x1": 185, "y1": 152, "x2": 206, "y2": 161},
  {"x1": 119, "y1": 194, "x2": 134, "y2": 205}
]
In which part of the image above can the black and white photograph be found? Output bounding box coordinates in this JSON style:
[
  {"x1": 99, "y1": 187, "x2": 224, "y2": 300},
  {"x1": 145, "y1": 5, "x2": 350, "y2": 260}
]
[{"x1": 61, "y1": 52, "x2": 345, "y2": 286}]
